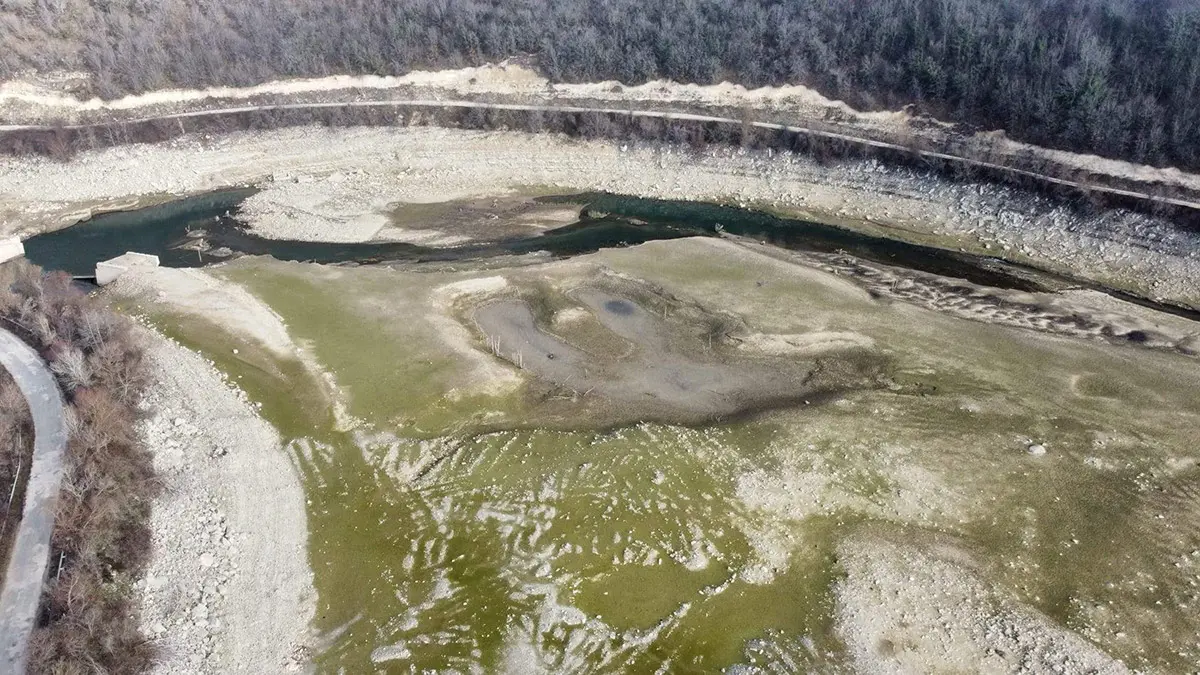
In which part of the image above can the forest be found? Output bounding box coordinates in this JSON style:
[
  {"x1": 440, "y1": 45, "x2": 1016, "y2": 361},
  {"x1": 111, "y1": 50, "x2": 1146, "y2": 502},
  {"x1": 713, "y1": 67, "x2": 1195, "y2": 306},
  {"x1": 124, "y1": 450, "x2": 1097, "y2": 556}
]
[{"x1": 1, "y1": 0, "x2": 1198, "y2": 171}]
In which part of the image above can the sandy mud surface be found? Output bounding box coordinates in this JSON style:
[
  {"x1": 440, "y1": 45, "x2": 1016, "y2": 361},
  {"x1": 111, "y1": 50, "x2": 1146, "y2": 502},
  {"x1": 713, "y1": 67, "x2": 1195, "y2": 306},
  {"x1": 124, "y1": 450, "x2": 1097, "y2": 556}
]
[{"x1": 471, "y1": 281, "x2": 875, "y2": 424}]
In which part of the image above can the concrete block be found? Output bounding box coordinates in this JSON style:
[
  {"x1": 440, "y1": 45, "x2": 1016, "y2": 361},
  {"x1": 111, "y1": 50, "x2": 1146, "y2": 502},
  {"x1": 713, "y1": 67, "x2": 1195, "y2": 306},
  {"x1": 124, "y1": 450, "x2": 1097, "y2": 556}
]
[
  {"x1": 0, "y1": 237, "x2": 24, "y2": 264},
  {"x1": 95, "y1": 252, "x2": 160, "y2": 286}
]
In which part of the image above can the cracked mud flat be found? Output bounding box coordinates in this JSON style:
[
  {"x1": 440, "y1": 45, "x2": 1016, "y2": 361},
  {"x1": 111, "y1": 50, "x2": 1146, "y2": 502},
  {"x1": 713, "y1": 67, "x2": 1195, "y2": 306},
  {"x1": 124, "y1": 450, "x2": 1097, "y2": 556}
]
[{"x1": 106, "y1": 231, "x2": 1200, "y2": 673}]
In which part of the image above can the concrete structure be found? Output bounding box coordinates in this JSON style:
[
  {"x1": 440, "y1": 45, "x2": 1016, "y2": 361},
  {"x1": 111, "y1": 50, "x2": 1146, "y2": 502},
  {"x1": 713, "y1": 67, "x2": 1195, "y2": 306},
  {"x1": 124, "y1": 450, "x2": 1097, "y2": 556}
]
[
  {"x1": 95, "y1": 252, "x2": 160, "y2": 286},
  {"x1": 0, "y1": 237, "x2": 23, "y2": 264}
]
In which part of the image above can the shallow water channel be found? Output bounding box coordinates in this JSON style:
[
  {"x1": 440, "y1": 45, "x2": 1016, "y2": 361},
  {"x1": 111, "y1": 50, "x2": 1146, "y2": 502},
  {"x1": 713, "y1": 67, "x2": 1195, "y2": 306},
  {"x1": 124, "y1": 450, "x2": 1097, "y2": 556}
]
[
  {"x1": 30, "y1": 188, "x2": 1200, "y2": 323},
  {"x1": 24, "y1": 188, "x2": 1048, "y2": 290}
]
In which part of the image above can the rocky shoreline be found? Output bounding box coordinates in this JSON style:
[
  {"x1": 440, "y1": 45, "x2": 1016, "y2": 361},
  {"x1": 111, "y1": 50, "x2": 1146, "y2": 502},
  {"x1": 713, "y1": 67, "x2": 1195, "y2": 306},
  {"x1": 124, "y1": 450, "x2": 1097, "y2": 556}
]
[{"x1": 132, "y1": 330, "x2": 313, "y2": 674}]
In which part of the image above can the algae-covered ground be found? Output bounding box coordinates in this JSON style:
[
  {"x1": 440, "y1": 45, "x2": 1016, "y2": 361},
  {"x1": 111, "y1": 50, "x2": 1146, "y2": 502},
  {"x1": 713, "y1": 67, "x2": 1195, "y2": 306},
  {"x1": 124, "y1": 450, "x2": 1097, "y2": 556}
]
[{"x1": 127, "y1": 237, "x2": 1200, "y2": 673}]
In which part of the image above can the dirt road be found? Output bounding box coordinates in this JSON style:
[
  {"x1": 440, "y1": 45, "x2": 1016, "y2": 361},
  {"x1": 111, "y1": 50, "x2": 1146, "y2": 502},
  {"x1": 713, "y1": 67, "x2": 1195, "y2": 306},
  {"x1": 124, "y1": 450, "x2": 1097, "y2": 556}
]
[{"x1": 4, "y1": 97, "x2": 1199, "y2": 213}]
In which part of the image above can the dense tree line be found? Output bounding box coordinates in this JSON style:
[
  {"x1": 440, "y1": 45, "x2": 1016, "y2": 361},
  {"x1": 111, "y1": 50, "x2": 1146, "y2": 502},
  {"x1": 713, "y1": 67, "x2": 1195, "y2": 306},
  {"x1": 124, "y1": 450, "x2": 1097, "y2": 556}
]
[{"x1": 2, "y1": 0, "x2": 1199, "y2": 170}]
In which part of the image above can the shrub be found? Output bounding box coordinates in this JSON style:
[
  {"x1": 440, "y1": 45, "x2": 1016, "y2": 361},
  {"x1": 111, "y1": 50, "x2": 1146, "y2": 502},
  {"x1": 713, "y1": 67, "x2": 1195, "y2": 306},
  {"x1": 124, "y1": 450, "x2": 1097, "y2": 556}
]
[
  {"x1": 0, "y1": 260, "x2": 156, "y2": 674},
  {"x1": 0, "y1": 370, "x2": 33, "y2": 573}
]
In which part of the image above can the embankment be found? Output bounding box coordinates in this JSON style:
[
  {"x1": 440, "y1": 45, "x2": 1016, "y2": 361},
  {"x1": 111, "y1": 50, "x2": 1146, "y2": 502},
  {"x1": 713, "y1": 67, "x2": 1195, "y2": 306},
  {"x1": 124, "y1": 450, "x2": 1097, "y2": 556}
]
[{"x1": 4, "y1": 63, "x2": 1200, "y2": 214}]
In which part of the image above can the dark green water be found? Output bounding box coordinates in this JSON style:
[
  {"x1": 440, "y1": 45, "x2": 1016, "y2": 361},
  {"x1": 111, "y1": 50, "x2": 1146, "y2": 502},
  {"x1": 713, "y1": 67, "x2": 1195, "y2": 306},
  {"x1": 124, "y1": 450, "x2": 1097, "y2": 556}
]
[
  {"x1": 539, "y1": 193, "x2": 1053, "y2": 292},
  {"x1": 22, "y1": 189, "x2": 1059, "y2": 294}
]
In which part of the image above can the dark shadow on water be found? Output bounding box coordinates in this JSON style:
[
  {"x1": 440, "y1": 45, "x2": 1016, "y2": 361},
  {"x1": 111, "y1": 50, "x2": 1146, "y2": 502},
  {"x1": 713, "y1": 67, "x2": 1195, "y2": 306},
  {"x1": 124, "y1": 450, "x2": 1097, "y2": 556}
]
[
  {"x1": 23, "y1": 189, "x2": 259, "y2": 276},
  {"x1": 604, "y1": 300, "x2": 636, "y2": 316},
  {"x1": 539, "y1": 193, "x2": 1050, "y2": 292}
]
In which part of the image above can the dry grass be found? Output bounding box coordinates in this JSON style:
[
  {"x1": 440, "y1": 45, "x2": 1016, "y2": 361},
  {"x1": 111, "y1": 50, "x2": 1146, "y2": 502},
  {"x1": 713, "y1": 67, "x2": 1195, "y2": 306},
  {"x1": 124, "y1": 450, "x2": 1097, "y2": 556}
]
[
  {"x1": 0, "y1": 260, "x2": 156, "y2": 674},
  {"x1": 0, "y1": 369, "x2": 32, "y2": 575}
]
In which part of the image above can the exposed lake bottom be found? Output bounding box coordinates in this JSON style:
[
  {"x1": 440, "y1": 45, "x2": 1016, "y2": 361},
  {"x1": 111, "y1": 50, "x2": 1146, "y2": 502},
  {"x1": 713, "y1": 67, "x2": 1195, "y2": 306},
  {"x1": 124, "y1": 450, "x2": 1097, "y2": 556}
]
[{"x1": 58, "y1": 192, "x2": 1200, "y2": 672}]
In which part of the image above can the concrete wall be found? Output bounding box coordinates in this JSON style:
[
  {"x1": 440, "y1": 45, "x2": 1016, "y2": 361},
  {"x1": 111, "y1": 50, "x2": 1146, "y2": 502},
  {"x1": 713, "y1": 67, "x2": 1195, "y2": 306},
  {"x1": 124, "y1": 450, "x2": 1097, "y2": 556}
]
[
  {"x1": 0, "y1": 237, "x2": 23, "y2": 264},
  {"x1": 95, "y1": 252, "x2": 160, "y2": 286},
  {"x1": 95, "y1": 262, "x2": 128, "y2": 286}
]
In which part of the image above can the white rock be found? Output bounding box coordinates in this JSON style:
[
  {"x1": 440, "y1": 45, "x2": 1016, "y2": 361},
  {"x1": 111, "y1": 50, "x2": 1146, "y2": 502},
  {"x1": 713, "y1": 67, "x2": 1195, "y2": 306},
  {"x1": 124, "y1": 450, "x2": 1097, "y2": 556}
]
[
  {"x1": 1027, "y1": 443, "x2": 1048, "y2": 456},
  {"x1": 199, "y1": 553, "x2": 216, "y2": 568}
]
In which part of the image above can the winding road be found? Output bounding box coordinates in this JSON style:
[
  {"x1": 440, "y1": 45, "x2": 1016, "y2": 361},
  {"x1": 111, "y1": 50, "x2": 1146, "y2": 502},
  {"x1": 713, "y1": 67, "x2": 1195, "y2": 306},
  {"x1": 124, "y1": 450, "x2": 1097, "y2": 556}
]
[{"x1": 0, "y1": 327, "x2": 68, "y2": 675}]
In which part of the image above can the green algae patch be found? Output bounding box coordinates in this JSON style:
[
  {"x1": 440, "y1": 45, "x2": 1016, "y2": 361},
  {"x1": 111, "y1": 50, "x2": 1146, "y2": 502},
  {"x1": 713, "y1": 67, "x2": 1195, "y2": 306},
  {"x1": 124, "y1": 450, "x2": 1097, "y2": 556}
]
[
  {"x1": 217, "y1": 260, "x2": 528, "y2": 437},
  {"x1": 299, "y1": 422, "x2": 850, "y2": 673},
  {"x1": 133, "y1": 237, "x2": 1200, "y2": 672}
]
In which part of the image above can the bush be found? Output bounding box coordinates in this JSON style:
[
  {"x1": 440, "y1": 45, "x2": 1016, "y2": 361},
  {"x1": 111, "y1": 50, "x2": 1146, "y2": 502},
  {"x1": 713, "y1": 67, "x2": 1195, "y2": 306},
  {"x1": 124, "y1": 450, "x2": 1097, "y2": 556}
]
[
  {"x1": 0, "y1": 370, "x2": 33, "y2": 573},
  {"x1": 0, "y1": 260, "x2": 156, "y2": 674}
]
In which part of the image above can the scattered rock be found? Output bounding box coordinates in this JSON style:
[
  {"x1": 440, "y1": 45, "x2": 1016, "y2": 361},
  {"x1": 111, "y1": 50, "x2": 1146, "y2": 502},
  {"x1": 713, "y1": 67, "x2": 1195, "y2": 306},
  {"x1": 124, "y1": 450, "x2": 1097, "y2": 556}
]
[
  {"x1": 132, "y1": 331, "x2": 315, "y2": 674},
  {"x1": 835, "y1": 531, "x2": 1130, "y2": 673}
]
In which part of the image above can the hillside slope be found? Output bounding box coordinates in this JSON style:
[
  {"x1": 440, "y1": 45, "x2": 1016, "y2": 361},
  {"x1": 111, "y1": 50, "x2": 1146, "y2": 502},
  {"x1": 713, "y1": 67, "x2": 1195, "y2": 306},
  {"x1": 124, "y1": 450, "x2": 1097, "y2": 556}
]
[{"x1": 2, "y1": 0, "x2": 1198, "y2": 170}]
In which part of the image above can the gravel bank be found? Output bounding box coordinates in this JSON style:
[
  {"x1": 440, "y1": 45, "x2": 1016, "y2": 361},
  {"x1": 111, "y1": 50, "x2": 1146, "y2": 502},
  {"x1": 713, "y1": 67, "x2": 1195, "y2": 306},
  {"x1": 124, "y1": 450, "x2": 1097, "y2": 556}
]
[
  {"x1": 133, "y1": 330, "x2": 314, "y2": 674},
  {"x1": 835, "y1": 531, "x2": 1129, "y2": 673}
]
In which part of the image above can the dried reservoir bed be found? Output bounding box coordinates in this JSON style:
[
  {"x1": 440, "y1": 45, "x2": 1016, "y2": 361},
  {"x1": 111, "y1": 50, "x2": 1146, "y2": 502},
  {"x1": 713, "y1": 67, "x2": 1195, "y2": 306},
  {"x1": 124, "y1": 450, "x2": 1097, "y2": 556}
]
[{"x1": 104, "y1": 230, "x2": 1200, "y2": 672}]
